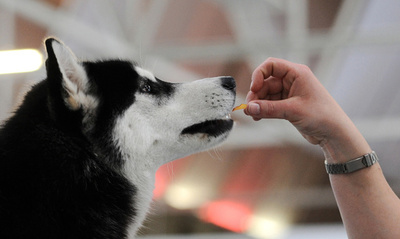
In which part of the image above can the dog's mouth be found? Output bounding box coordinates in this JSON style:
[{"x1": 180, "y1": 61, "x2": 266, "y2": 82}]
[{"x1": 181, "y1": 115, "x2": 233, "y2": 137}]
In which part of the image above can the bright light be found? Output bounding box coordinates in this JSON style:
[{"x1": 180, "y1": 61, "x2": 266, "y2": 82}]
[
  {"x1": 0, "y1": 49, "x2": 43, "y2": 75},
  {"x1": 165, "y1": 183, "x2": 211, "y2": 210},
  {"x1": 247, "y1": 214, "x2": 289, "y2": 239}
]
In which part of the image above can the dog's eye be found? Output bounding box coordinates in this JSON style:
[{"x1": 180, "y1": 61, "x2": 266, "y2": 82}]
[{"x1": 140, "y1": 83, "x2": 152, "y2": 93}]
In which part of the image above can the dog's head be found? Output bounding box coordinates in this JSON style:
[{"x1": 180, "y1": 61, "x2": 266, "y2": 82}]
[{"x1": 45, "y1": 38, "x2": 235, "y2": 172}]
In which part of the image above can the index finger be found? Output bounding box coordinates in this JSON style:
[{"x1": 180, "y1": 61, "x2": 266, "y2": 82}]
[{"x1": 250, "y1": 57, "x2": 298, "y2": 93}]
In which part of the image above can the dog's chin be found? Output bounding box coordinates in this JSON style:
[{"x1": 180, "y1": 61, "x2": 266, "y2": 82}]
[{"x1": 180, "y1": 115, "x2": 234, "y2": 138}]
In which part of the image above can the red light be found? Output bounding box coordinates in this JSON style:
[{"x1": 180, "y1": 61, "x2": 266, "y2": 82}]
[
  {"x1": 199, "y1": 200, "x2": 251, "y2": 232},
  {"x1": 153, "y1": 167, "x2": 168, "y2": 199}
]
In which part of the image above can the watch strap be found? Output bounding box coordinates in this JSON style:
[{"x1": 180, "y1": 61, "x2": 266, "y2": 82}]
[{"x1": 325, "y1": 151, "x2": 379, "y2": 174}]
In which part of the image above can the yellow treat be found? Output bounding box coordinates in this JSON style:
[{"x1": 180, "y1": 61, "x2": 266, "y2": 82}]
[{"x1": 232, "y1": 104, "x2": 247, "y2": 112}]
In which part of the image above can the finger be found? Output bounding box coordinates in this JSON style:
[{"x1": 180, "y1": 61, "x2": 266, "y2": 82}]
[
  {"x1": 250, "y1": 67, "x2": 266, "y2": 93},
  {"x1": 247, "y1": 77, "x2": 286, "y2": 106},
  {"x1": 243, "y1": 109, "x2": 262, "y2": 121},
  {"x1": 246, "y1": 99, "x2": 294, "y2": 120},
  {"x1": 256, "y1": 76, "x2": 286, "y2": 100},
  {"x1": 251, "y1": 58, "x2": 299, "y2": 93},
  {"x1": 246, "y1": 90, "x2": 258, "y2": 103}
]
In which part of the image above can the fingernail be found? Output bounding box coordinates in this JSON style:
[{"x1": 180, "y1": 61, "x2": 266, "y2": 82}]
[{"x1": 248, "y1": 102, "x2": 260, "y2": 115}]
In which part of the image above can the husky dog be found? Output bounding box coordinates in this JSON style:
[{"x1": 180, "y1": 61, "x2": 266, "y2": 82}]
[{"x1": 0, "y1": 38, "x2": 235, "y2": 239}]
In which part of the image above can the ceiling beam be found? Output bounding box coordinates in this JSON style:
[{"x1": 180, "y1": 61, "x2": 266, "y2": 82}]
[
  {"x1": 286, "y1": 0, "x2": 309, "y2": 64},
  {"x1": 146, "y1": 27, "x2": 400, "y2": 63},
  {"x1": 0, "y1": 0, "x2": 135, "y2": 57},
  {"x1": 313, "y1": 0, "x2": 369, "y2": 86},
  {"x1": 133, "y1": 0, "x2": 170, "y2": 51},
  {"x1": 0, "y1": 4, "x2": 15, "y2": 49},
  {"x1": 3, "y1": 0, "x2": 399, "y2": 150},
  {"x1": 218, "y1": 0, "x2": 279, "y2": 69},
  {"x1": 0, "y1": 0, "x2": 201, "y2": 83},
  {"x1": 262, "y1": 0, "x2": 285, "y2": 12}
]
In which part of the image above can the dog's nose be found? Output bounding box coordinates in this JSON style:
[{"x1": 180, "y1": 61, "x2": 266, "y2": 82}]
[{"x1": 220, "y1": 76, "x2": 236, "y2": 91}]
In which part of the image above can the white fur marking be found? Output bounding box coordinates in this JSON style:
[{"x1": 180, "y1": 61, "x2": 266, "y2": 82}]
[
  {"x1": 135, "y1": 66, "x2": 156, "y2": 82},
  {"x1": 111, "y1": 75, "x2": 235, "y2": 238}
]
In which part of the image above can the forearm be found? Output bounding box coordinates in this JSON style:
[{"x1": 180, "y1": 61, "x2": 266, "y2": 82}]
[
  {"x1": 321, "y1": 121, "x2": 400, "y2": 238},
  {"x1": 330, "y1": 165, "x2": 400, "y2": 238}
]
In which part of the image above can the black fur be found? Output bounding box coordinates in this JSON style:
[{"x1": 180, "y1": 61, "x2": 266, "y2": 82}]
[
  {"x1": 0, "y1": 39, "x2": 150, "y2": 239},
  {"x1": 0, "y1": 38, "x2": 234, "y2": 239}
]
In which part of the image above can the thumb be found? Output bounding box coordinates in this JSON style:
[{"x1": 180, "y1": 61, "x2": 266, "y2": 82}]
[{"x1": 246, "y1": 100, "x2": 293, "y2": 120}]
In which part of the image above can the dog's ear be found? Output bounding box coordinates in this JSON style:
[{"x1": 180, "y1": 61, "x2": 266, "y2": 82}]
[{"x1": 45, "y1": 38, "x2": 96, "y2": 111}]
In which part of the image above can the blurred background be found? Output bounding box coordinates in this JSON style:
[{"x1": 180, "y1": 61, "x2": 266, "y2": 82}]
[{"x1": 1, "y1": 0, "x2": 400, "y2": 238}]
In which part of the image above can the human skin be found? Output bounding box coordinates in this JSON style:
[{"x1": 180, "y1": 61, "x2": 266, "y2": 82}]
[{"x1": 244, "y1": 57, "x2": 400, "y2": 239}]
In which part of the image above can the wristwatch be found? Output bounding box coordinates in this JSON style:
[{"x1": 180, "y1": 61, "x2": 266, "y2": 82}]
[{"x1": 325, "y1": 151, "x2": 379, "y2": 174}]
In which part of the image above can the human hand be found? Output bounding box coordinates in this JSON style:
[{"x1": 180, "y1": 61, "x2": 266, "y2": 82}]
[
  {"x1": 244, "y1": 58, "x2": 400, "y2": 239},
  {"x1": 244, "y1": 58, "x2": 370, "y2": 161},
  {"x1": 245, "y1": 58, "x2": 341, "y2": 145}
]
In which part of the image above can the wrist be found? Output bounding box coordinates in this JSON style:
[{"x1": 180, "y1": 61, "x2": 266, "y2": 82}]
[{"x1": 319, "y1": 122, "x2": 371, "y2": 164}]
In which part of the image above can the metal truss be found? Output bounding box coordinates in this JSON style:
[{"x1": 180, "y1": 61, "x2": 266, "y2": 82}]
[{"x1": 1, "y1": 0, "x2": 400, "y2": 149}]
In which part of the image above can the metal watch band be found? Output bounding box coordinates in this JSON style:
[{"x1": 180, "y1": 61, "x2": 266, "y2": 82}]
[{"x1": 325, "y1": 151, "x2": 379, "y2": 174}]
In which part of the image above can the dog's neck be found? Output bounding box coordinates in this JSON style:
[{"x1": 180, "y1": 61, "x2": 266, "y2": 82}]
[{"x1": 123, "y1": 155, "x2": 158, "y2": 238}]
